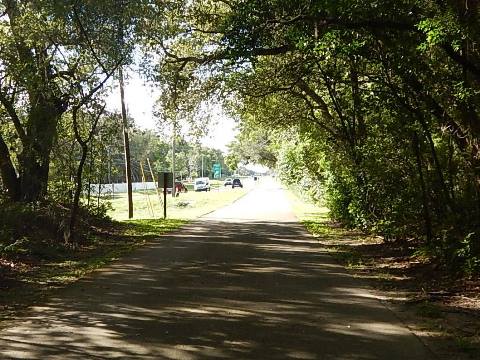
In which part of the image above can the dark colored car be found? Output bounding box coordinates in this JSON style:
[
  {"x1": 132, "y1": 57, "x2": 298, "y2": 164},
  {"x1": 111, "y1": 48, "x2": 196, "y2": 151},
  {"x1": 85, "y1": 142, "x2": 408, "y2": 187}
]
[{"x1": 232, "y1": 178, "x2": 243, "y2": 188}]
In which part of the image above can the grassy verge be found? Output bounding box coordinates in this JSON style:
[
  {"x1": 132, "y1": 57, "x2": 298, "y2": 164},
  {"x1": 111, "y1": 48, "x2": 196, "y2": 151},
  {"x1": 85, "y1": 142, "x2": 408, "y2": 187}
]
[
  {"x1": 287, "y1": 189, "x2": 480, "y2": 359},
  {"x1": 107, "y1": 187, "x2": 247, "y2": 220},
  {"x1": 0, "y1": 218, "x2": 185, "y2": 322},
  {"x1": 286, "y1": 190, "x2": 372, "y2": 269}
]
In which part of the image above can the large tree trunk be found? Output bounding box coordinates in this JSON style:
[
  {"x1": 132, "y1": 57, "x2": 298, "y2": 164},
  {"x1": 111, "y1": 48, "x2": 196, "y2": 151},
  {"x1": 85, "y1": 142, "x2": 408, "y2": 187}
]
[
  {"x1": 18, "y1": 99, "x2": 63, "y2": 202},
  {"x1": 18, "y1": 150, "x2": 48, "y2": 202}
]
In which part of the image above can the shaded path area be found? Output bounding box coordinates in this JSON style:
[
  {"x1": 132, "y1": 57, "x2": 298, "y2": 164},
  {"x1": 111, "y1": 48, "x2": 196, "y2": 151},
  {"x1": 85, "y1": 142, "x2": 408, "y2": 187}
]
[{"x1": 0, "y1": 180, "x2": 434, "y2": 359}]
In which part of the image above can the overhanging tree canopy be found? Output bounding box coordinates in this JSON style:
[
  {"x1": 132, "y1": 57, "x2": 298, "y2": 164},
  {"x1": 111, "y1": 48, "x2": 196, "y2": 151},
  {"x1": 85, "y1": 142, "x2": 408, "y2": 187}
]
[{"x1": 152, "y1": 0, "x2": 480, "y2": 252}]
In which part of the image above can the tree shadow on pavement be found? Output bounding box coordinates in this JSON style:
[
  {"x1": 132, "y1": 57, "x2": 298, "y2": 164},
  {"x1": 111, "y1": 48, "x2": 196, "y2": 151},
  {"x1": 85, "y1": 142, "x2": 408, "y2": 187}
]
[{"x1": 0, "y1": 221, "x2": 435, "y2": 360}]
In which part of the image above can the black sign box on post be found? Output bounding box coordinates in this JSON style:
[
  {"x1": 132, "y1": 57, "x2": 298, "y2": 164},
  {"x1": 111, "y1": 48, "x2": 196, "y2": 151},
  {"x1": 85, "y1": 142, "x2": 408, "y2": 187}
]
[
  {"x1": 158, "y1": 172, "x2": 173, "y2": 188},
  {"x1": 159, "y1": 172, "x2": 173, "y2": 218}
]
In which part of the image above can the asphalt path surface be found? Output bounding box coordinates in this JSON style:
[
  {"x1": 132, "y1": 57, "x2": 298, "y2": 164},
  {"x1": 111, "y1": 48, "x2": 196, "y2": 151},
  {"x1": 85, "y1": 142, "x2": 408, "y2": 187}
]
[{"x1": 0, "y1": 179, "x2": 435, "y2": 359}]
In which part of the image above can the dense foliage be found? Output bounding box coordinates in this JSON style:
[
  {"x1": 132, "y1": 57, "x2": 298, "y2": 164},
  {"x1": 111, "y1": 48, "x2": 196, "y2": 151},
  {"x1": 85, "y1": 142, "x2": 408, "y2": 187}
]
[
  {"x1": 1, "y1": 1, "x2": 479, "y2": 273},
  {"x1": 154, "y1": 0, "x2": 480, "y2": 274},
  {"x1": 0, "y1": 0, "x2": 153, "y2": 201},
  {"x1": 0, "y1": 1, "x2": 170, "y2": 242}
]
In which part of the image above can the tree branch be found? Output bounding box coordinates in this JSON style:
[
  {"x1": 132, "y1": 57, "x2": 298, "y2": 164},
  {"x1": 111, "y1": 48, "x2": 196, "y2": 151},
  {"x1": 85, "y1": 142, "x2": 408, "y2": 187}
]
[
  {"x1": 163, "y1": 41, "x2": 293, "y2": 65},
  {"x1": 441, "y1": 43, "x2": 480, "y2": 80},
  {"x1": 74, "y1": 58, "x2": 123, "y2": 109},
  {"x1": 291, "y1": 89, "x2": 338, "y2": 141},
  {"x1": 267, "y1": 14, "x2": 418, "y2": 33},
  {"x1": 0, "y1": 88, "x2": 27, "y2": 144},
  {"x1": 72, "y1": 6, "x2": 109, "y2": 73},
  {"x1": 72, "y1": 103, "x2": 106, "y2": 147},
  {"x1": 296, "y1": 79, "x2": 334, "y2": 123}
]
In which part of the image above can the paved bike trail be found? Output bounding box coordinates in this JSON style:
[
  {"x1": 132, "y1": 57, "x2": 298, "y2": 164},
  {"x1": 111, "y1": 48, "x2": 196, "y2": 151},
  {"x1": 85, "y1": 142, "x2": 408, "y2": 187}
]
[{"x1": 0, "y1": 179, "x2": 434, "y2": 359}]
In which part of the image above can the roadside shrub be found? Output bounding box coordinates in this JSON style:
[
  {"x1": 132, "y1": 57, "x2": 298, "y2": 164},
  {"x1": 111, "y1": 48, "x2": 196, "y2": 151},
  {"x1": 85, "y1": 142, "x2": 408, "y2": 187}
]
[
  {"x1": 324, "y1": 173, "x2": 354, "y2": 227},
  {"x1": 84, "y1": 201, "x2": 113, "y2": 221},
  {"x1": 415, "y1": 231, "x2": 480, "y2": 275},
  {"x1": 454, "y1": 232, "x2": 480, "y2": 275},
  {"x1": 0, "y1": 202, "x2": 67, "y2": 254},
  {"x1": 0, "y1": 200, "x2": 113, "y2": 258}
]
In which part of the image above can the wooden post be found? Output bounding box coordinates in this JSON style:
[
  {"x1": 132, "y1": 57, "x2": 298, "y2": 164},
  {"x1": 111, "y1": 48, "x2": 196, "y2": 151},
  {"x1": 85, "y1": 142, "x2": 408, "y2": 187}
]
[
  {"x1": 172, "y1": 122, "x2": 176, "y2": 198},
  {"x1": 163, "y1": 172, "x2": 167, "y2": 219},
  {"x1": 119, "y1": 66, "x2": 133, "y2": 218}
]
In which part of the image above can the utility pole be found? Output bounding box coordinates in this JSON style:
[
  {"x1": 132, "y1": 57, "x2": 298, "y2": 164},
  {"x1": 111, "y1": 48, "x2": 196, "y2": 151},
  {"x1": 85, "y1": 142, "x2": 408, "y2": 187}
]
[
  {"x1": 201, "y1": 154, "x2": 204, "y2": 177},
  {"x1": 171, "y1": 121, "x2": 176, "y2": 197},
  {"x1": 119, "y1": 66, "x2": 133, "y2": 218}
]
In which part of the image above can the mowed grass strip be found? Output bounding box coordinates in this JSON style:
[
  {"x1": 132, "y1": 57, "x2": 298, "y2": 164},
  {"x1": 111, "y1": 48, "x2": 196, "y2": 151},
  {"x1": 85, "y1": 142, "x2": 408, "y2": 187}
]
[{"x1": 107, "y1": 185, "x2": 248, "y2": 220}]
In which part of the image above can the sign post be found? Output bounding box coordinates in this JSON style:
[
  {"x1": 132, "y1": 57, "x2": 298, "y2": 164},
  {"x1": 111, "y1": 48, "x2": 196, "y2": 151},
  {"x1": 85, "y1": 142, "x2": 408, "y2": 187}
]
[{"x1": 158, "y1": 172, "x2": 173, "y2": 219}]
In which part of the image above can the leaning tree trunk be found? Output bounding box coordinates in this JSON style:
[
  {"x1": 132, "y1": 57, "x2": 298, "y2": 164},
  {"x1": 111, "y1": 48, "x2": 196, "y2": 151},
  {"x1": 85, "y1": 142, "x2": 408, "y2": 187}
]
[
  {"x1": 67, "y1": 142, "x2": 88, "y2": 243},
  {"x1": 67, "y1": 105, "x2": 104, "y2": 243}
]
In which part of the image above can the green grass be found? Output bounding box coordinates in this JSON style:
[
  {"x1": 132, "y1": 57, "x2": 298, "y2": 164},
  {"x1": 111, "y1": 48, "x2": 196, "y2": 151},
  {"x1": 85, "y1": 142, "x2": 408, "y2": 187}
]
[
  {"x1": 107, "y1": 187, "x2": 247, "y2": 220},
  {"x1": 123, "y1": 218, "x2": 186, "y2": 234},
  {"x1": 285, "y1": 189, "x2": 343, "y2": 239},
  {"x1": 286, "y1": 189, "x2": 366, "y2": 268},
  {"x1": 286, "y1": 189, "x2": 330, "y2": 223},
  {"x1": 41, "y1": 218, "x2": 186, "y2": 284}
]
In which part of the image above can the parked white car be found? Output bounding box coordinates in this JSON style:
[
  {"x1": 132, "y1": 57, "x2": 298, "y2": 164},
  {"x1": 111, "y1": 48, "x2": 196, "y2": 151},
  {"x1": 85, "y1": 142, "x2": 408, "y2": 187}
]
[{"x1": 194, "y1": 177, "x2": 211, "y2": 191}]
